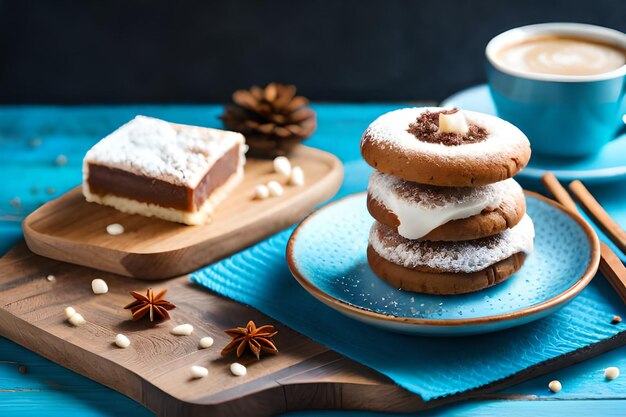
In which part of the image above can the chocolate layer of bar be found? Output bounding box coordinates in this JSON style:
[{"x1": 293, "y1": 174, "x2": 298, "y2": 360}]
[{"x1": 87, "y1": 144, "x2": 240, "y2": 212}]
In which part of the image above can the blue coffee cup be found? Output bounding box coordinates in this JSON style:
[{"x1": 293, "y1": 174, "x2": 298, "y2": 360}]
[{"x1": 486, "y1": 23, "x2": 626, "y2": 159}]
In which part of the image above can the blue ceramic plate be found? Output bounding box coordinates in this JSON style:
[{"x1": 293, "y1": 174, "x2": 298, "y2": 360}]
[
  {"x1": 287, "y1": 192, "x2": 599, "y2": 336},
  {"x1": 441, "y1": 84, "x2": 626, "y2": 184}
]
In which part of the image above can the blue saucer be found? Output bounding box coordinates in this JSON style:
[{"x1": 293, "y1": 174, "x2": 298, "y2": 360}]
[
  {"x1": 441, "y1": 84, "x2": 626, "y2": 184},
  {"x1": 287, "y1": 193, "x2": 599, "y2": 336}
]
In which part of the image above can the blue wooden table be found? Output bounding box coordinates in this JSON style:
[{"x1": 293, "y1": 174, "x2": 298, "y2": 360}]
[{"x1": 1, "y1": 104, "x2": 625, "y2": 416}]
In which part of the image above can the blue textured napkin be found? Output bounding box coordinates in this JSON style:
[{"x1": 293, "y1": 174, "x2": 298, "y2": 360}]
[{"x1": 192, "y1": 160, "x2": 626, "y2": 401}]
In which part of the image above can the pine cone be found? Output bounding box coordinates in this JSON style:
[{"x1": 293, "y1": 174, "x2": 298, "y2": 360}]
[{"x1": 220, "y1": 83, "x2": 317, "y2": 158}]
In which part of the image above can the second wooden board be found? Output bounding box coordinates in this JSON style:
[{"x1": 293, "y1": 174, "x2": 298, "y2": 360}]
[{"x1": 22, "y1": 145, "x2": 343, "y2": 279}]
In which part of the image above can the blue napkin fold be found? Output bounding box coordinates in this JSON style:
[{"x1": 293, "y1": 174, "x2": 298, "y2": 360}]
[{"x1": 191, "y1": 160, "x2": 626, "y2": 401}]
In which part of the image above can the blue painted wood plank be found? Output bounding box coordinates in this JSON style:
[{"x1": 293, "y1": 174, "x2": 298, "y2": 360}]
[
  {"x1": 280, "y1": 400, "x2": 626, "y2": 417},
  {"x1": 505, "y1": 344, "x2": 626, "y2": 399},
  {"x1": 0, "y1": 337, "x2": 153, "y2": 416}
]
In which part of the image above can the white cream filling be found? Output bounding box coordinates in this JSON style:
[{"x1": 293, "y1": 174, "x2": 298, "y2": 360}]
[{"x1": 368, "y1": 173, "x2": 521, "y2": 240}]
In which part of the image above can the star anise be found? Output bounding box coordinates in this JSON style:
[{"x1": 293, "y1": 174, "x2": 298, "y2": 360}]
[
  {"x1": 221, "y1": 320, "x2": 279, "y2": 360},
  {"x1": 124, "y1": 288, "x2": 176, "y2": 322}
]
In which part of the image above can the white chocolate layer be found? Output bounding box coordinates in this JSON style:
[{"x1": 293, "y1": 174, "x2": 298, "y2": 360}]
[{"x1": 368, "y1": 172, "x2": 523, "y2": 240}]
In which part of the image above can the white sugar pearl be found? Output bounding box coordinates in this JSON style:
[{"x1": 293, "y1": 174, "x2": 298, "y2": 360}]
[
  {"x1": 548, "y1": 380, "x2": 562, "y2": 393},
  {"x1": 46, "y1": 274, "x2": 56, "y2": 282},
  {"x1": 605, "y1": 367, "x2": 620, "y2": 380},
  {"x1": 254, "y1": 184, "x2": 270, "y2": 200},
  {"x1": 171, "y1": 324, "x2": 194, "y2": 336},
  {"x1": 199, "y1": 337, "x2": 214, "y2": 349},
  {"x1": 267, "y1": 181, "x2": 284, "y2": 197},
  {"x1": 106, "y1": 223, "x2": 125, "y2": 235},
  {"x1": 230, "y1": 362, "x2": 247, "y2": 376},
  {"x1": 190, "y1": 365, "x2": 209, "y2": 379},
  {"x1": 115, "y1": 334, "x2": 130, "y2": 348},
  {"x1": 91, "y1": 278, "x2": 108, "y2": 294},
  {"x1": 64, "y1": 306, "x2": 76, "y2": 319},
  {"x1": 68, "y1": 313, "x2": 86, "y2": 327},
  {"x1": 273, "y1": 156, "x2": 291, "y2": 178},
  {"x1": 288, "y1": 166, "x2": 304, "y2": 186},
  {"x1": 55, "y1": 154, "x2": 68, "y2": 166}
]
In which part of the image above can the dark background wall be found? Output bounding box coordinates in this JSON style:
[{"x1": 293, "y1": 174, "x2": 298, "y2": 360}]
[{"x1": 2, "y1": 0, "x2": 626, "y2": 103}]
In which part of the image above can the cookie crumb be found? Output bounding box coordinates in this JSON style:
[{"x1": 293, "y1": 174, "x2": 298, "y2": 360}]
[
  {"x1": 288, "y1": 166, "x2": 304, "y2": 186},
  {"x1": 64, "y1": 306, "x2": 77, "y2": 319},
  {"x1": 45, "y1": 187, "x2": 56, "y2": 195},
  {"x1": 29, "y1": 138, "x2": 43, "y2": 148},
  {"x1": 9, "y1": 197, "x2": 21, "y2": 209},
  {"x1": 273, "y1": 156, "x2": 291, "y2": 178},
  {"x1": 267, "y1": 181, "x2": 284, "y2": 197},
  {"x1": 115, "y1": 334, "x2": 131, "y2": 348},
  {"x1": 55, "y1": 154, "x2": 68, "y2": 166},
  {"x1": 47, "y1": 274, "x2": 56, "y2": 282},
  {"x1": 106, "y1": 223, "x2": 125, "y2": 235},
  {"x1": 18, "y1": 365, "x2": 27, "y2": 374},
  {"x1": 230, "y1": 362, "x2": 247, "y2": 376},
  {"x1": 171, "y1": 324, "x2": 194, "y2": 336},
  {"x1": 254, "y1": 184, "x2": 270, "y2": 200},
  {"x1": 199, "y1": 337, "x2": 214, "y2": 349},
  {"x1": 190, "y1": 365, "x2": 208, "y2": 379},
  {"x1": 612, "y1": 315, "x2": 622, "y2": 324},
  {"x1": 91, "y1": 278, "x2": 108, "y2": 294},
  {"x1": 548, "y1": 380, "x2": 562, "y2": 393},
  {"x1": 605, "y1": 367, "x2": 620, "y2": 381},
  {"x1": 68, "y1": 312, "x2": 86, "y2": 327}
]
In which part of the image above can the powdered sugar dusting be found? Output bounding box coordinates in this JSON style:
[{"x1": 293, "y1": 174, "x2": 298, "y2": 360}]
[
  {"x1": 360, "y1": 107, "x2": 529, "y2": 162},
  {"x1": 83, "y1": 116, "x2": 246, "y2": 188},
  {"x1": 370, "y1": 215, "x2": 535, "y2": 273}
]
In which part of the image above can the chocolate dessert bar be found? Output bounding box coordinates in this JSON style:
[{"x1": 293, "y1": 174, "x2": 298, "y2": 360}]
[{"x1": 82, "y1": 116, "x2": 246, "y2": 225}]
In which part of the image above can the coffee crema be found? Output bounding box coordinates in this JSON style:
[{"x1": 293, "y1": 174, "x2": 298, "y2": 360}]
[{"x1": 495, "y1": 35, "x2": 626, "y2": 76}]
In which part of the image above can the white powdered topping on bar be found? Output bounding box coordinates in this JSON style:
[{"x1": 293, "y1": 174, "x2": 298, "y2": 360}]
[
  {"x1": 360, "y1": 107, "x2": 529, "y2": 162},
  {"x1": 83, "y1": 116, "x2": 246, "y2": 188},
  {"x1": 369, "y1": 215, "x2": 534, "y2": 273},
  {"x1": 368, "y1": 172, "x2": 523, "y2": 239}
]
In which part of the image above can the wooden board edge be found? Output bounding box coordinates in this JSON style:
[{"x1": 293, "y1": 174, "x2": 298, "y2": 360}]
[{"x1": 21, "y1": 147, "x2": 344, "y2": 279}]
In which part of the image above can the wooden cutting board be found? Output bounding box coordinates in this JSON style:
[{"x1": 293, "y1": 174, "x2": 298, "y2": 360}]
[
  {"x1": 22, "y1": 145, "x2": 342, "y2": 279},
  {"x1": 2, "y1": 244, "x2": 625, "y2": 416},
  {"x1": 0, "y1": 244, "x2": 424, "y2": 416}
]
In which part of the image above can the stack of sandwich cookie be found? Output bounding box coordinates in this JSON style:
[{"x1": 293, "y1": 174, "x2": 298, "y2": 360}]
[{"x1": 361, "y1": 107, "x2": 534, "y2": 295}]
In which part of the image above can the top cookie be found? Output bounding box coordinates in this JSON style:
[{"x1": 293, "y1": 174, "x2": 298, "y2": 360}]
[{"x1": 360, "y1": 107, "x2": 531, "y2": 186}]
